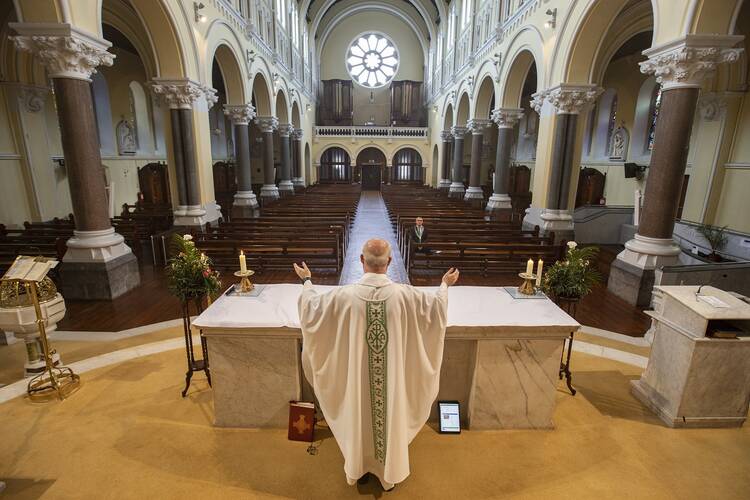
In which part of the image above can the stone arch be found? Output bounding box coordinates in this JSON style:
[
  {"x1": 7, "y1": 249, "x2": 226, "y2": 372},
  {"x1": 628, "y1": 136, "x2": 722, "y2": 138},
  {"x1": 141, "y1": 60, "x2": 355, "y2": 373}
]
[
  {"x1": 591, "y1": 3, "x2": 654, "y2": 85},
  {"x1": 251, "y1": 71, "x2": 273, "y2": 116},
  {"x1": 317, "y1": 144, "x2": 355, "y2": 164},
  {"x1": 553, "y1": 0, "x2": 654, "y2": 85},
  {"x1": 687, "y1": 0, "x2": 738, "y2": 37},
  {"x1": 500, "y1": 49, "x2": 538, "y2": 108},
  {"x1": 443, "y1": 103, "x2": 454, "y2": 130},
  {"x1": 473, "y1": 75, "x2": 496, "y2": 120},
  {"x1": 275, "y1": 88, "x2": 289, "y2": 124},
  {"x1": 291, "y1": 101, "x2": 301, "y2": 128},
  {"x1": 208, "y1": 41, "x2": 246, "y2": 105},
  {"x1": 455, "y1": 92, "x2": 471, "y2": 127},
  {"x1": 354, "y1": 143, "x2": 389, "y2": 165}
]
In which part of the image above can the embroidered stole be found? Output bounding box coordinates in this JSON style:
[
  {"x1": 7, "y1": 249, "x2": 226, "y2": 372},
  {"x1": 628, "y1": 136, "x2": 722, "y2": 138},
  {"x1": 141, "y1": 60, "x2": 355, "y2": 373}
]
[{"x1": 365, "y1": 300, "x2": 388, "y2": 463}]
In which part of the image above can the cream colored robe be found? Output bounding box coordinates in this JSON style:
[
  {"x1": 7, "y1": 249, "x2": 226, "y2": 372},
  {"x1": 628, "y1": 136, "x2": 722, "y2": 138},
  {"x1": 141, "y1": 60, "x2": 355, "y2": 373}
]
[{"x1": 298, "y1": 272, "x2": 449, "y2": 489}]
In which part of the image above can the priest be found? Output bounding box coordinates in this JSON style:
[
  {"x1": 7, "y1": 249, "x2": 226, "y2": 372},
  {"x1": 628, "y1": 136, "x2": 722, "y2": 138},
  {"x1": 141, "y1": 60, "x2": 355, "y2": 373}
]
[{"x1": 294, "y1": 238, "x2": 459, "y2": 491}]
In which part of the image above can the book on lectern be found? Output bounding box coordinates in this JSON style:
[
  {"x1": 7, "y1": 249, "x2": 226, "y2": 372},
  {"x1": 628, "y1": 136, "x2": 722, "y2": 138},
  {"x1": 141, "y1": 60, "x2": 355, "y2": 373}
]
[{"x1": 288, "y1": 401, "x2": 316, "y2": 442}]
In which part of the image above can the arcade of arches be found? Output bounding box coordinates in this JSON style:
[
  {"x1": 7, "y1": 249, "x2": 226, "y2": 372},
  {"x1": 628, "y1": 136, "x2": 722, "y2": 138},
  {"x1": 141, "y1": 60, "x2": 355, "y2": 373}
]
[{"x1": 1, "y1": 1, "x2": 750, "y2": 498}]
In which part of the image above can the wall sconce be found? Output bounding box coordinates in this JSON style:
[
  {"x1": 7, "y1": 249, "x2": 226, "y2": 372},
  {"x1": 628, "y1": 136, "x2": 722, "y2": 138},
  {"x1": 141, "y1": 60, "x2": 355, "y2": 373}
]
[
  {"x1": 545, "y1": 8, "x2": 557, "y2": 29},
  {"x1": 53, "y1": 158, "x2": 65, "y2": 170},
  {"x1": 194, "y1": 2, "x2": 207, "y2": 23},
  {"x1": 306, "y1": 103, "x2": 311, "y2": 112}
]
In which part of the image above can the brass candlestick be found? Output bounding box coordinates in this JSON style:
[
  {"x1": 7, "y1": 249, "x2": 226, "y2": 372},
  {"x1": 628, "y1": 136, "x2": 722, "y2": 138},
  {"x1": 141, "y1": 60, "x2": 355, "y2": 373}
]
[
  {"x1": 234, "y1": 269, "x2": 255, "y2": 293},
  {"x1": 518, "y1": 272, "x2": 537, "y2": 295}
]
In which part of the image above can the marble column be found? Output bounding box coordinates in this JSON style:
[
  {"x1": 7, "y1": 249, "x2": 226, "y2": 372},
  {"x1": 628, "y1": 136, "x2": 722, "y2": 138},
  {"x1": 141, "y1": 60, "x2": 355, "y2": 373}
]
[
  {"x1": 149, "y1": 78, "x2": 218, "y2": 226},
  {"x1": 487, "y1": 108, "x2": 524, "y2": 211},
  {"x1": 256, "y1": 116, "x2": 280, "y2": 201},
  {"x1": 292, "y1": 128, "x2": 305, "y2": 188},
  {"x1": 438, "y1": 130, "x2": 453, "y2": 190},
  {"x1": 524, "y1": 84, "x2": 602, "y2": 241},
  {"x1": 224, "y1": 104, "x2": 259, "y2": 217},
  {"x1": 277, "y1": 124, "x2": 295, "y2": 195},
  {"x1": 465, "y1": 119, "x2": 491, "y2": 204},
  {"x1": 610, "y1": 35, "x2": 743, "y2": 306},
  {"x1": 12, "y1": 23, "x2": 140, "y2": 300},
  {"x1": 448, "y1": 126, "x2": 467, "y2": 198}
]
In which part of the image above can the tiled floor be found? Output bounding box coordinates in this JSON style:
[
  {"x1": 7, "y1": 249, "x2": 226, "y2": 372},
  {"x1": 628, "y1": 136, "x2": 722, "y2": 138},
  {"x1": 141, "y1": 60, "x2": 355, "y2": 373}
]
[{"x1": 339, "y1": 191, "x2": 410, "y2": 285}]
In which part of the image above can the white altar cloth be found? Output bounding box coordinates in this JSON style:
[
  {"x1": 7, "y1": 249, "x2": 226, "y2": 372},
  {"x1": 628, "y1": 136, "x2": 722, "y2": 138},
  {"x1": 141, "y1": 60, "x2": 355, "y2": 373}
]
[{"x1": 192, "y1": 284, "x2": 579, "y2": 333}]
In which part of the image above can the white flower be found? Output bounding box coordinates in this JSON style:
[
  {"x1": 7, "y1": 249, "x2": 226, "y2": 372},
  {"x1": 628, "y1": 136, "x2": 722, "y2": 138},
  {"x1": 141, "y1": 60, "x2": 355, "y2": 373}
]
[
  {"x1": 567, "y1": 241, "x2": 577, "y2": 250},
  {"x1": 183, "y1": 234, "x2": 193, "y2": 241}
]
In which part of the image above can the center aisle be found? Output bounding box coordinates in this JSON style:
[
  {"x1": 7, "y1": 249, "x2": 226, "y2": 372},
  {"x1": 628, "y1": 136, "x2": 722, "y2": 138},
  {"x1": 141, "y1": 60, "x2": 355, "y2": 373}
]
[{"x1": 339, "y1": 190, "x2": 410, "y2": 285}]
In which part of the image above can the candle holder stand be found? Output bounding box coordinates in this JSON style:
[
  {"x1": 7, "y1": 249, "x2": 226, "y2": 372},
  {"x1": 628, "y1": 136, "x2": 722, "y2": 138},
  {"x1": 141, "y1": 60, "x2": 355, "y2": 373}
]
[
  {"x1": 518, "y1": 272, "x2": 538, "y2": 295},
  {"x1": 234, "y1": 269, "x2": 255, "y2": 293}
]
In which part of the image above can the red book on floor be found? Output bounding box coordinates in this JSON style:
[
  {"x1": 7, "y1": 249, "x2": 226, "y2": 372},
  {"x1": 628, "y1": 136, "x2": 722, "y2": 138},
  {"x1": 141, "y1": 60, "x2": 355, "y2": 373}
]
[{"x1": 288, "y1": 401, "x2": 316, "y2": 442}]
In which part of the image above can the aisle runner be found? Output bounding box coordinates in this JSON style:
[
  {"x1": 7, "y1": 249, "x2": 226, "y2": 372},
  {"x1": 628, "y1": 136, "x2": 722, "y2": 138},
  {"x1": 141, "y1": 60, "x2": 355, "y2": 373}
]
[{"x1": 339, "y1": 191, "x2": 410, "y2": 285}]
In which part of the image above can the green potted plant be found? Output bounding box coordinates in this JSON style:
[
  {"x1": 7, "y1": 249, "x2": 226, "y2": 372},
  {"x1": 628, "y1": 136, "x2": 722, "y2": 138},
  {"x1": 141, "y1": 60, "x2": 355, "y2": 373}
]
[
  {"x1": 166, "y1": 234, "x2": 221, "y2": 301},
  {"x1": 696, "y1": 224, "x2": 729, "y2": 262},
  {"x1": 541, "y1": 242, "x2": 602, "y2": 308}
]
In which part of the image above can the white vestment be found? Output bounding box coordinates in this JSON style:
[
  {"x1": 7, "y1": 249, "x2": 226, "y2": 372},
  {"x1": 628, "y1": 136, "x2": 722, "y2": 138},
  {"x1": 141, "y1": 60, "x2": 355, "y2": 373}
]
[{"x1": 298, "y1": 272, "x2": 449, "y2": 488}]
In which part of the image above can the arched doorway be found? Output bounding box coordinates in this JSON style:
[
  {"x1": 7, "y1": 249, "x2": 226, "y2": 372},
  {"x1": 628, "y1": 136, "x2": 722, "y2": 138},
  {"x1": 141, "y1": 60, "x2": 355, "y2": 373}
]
[
  {"x1": 393, "y1": 148, "x2": 423, "y2": 184},
  {"x1": 320, "y1": 147, "x2": 351, "y2": 183},
  {"x1": 357, "y1": 147, "x2": 387, "y2": 190}
]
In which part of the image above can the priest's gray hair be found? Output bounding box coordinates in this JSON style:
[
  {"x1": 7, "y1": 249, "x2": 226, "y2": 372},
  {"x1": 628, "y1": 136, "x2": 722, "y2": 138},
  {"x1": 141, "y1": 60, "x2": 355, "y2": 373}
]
[{"x1": 361, "y1": 238, "x2": 391, "y2": 269}]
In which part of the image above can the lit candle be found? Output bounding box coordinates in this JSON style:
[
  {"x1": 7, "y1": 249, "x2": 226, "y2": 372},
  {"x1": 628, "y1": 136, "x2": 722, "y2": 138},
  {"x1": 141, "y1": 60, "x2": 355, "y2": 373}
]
[
  {"x1": 239, "y1": 250, "x2": 247, "y2": 273},
  {"x1": 536, "y1": 259, "x2": 544, "y2": 286},
  {"x1": 526, "y1": 258, "x2": 534, "y2": 275}
]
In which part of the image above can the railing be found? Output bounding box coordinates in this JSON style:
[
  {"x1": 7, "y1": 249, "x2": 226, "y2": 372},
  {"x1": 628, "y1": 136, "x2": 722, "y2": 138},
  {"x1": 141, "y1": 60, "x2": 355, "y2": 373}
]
[{"x1": 315, "y1": 126, "x2": 429, "y2": 138}]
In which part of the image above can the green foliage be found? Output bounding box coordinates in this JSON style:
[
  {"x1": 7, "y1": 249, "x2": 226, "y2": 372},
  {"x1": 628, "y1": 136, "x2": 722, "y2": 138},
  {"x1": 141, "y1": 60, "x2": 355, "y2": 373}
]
[
  {"x1": 696, "y1": 224, "x2": 729, "y2": 254},
  {"x1": 165, "y1": 234, "x2": 221, "y2": 301},
  {"x1": 541, "y1": 243, "x2": 602, "y2": 300}
]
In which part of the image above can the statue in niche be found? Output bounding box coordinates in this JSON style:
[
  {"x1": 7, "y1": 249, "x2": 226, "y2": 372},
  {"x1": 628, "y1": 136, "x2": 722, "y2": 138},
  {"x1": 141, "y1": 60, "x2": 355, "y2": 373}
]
[
  {"x1": 116, "y1": 116, "x2": 137, "y2": 155},
  {"x1": 609, "y1": 125, "x2": 629, "y2": 161}
]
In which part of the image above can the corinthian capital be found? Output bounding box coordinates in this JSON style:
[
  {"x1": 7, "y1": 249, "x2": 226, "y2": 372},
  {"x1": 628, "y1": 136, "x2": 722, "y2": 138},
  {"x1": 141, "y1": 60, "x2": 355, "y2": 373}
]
[
  {"x1": 440, "y1": 130, "x2": 453, "y2": 142},
  {"x1": 223, "y1": 104, "x2": 256, "y2": 125},
  {"x1": 450, "y1": 126, "x2": 467, "y2": 138},
  {"x1": 277, "y1": 123, "x2": 294, "y2": 137},
  {"x1": 640, "y1": 35, "x2": 744, "y2": 90},
  {"x1": 148, "y1": 79, "x2": 205, "y2": 109},
  {"x1": 530, "y1": 92, "x2": 546, "y2": 114},
  {"x1": 491, "y1": 108, "x2": 524, "y2": 128},
  {"x1": 292, "y1": 128, "x2": 304, "y2": 141},
  {"x1": 11, "y1": 23, "x2": 114, "y2": 80},
  {"x1": 256, "y1": 116, "x2": 279, "y2": 133},
  {"x1": 543, "y1": 84, "x2": 603, "y2": 114},
  {"x1": 467, "y1": 119, "x2": 492, "y2": 135},
  {"x1": 203, "y1": 86, "x2": 219, "y2": 108}
]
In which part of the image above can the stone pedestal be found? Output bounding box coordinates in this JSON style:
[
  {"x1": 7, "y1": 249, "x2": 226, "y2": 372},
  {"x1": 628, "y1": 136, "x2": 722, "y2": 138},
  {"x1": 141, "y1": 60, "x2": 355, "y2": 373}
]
[
  {"x1": 232, "y1": 191, "x2": 259, "y2": 218},
  {"x1": 631, "y1": 286, "x2": 750, "y2": 427},
  {"x1": 0, "y1": 293, "x2": 66, "y2": 377},
  {"x1": 60, "y1": 252, "x2": 140, "y2": 300}
]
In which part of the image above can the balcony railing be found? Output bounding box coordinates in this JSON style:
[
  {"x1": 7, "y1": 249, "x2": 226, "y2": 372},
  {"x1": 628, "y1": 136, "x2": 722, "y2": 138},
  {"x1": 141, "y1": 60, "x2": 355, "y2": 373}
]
[{"x1": 315, "y1": 126, "x2": 428, "y2": 138}]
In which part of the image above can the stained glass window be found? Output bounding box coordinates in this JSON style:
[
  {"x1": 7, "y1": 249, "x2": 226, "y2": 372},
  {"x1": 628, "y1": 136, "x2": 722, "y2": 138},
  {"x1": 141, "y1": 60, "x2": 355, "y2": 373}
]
[
  {"x1": 346, "y1": 33, "x2": 399, "y2": 89},
  {"x1": 647, "y1": 86, "x2": 662, "y2": 151}
]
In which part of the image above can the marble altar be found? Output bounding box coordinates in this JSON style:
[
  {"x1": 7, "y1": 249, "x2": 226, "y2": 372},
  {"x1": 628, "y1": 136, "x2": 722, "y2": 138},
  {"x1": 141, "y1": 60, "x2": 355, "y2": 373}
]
[
  {"x1": 193, "y1": 284, "x2": 579, "y2": 430},
  {"x1": 632, "y1": 286, "x2": 750, "y2": 428}
]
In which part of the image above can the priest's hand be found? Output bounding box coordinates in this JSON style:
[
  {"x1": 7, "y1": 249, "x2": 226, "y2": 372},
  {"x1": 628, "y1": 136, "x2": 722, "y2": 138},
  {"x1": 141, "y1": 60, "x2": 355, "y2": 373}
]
[
  {"x1": 293, "y1": 262, "x2": 312, "y2": 280},
  {"x1": 442, "y1": 267, "x2": 459, "y2": 287}
]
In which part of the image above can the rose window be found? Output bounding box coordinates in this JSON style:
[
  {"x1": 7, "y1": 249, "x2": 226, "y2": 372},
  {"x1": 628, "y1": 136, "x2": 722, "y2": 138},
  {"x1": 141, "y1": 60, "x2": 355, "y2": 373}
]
[{"x1": 346, "y1": 33, "x2": 399, "y2": 88}]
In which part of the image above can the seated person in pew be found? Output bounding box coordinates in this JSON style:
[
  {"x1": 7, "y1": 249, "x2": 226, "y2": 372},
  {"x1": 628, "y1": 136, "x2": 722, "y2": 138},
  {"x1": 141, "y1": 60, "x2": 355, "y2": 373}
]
[
  {"x1": 294, "y1": 239, "x2": 459, "y2": 491},
  {"x1": 409, "y1": 217, "x2": 434, "y2": 254}
]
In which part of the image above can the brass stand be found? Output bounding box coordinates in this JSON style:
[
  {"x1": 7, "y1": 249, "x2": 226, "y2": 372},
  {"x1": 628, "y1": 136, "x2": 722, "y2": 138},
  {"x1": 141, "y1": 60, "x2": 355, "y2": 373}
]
[
  {"x1": 234, "y1": 270, "x2": 255, "y2": 293},
  {"x1": 517, "y1": 272, "x2": 538, "y2": 295},
  {"x1": 25, "y1": 280, "x2": 80, "y2": 402}
]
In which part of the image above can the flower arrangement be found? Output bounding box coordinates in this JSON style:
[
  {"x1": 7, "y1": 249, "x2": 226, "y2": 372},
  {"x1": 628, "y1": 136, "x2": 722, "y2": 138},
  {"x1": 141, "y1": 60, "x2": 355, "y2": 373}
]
[
  {"x1": 166, "y1": 234, "x2": 221, "y2": 300},
  {"x1": 541, "y1": 241, "x2": 602, "y2": 300}
]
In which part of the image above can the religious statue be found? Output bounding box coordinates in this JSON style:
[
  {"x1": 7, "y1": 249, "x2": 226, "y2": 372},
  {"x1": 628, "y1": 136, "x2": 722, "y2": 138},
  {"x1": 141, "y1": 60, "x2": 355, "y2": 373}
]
[
  {"x1": 116, "y1": 116, "x2": 137, "y2": 155},
  {"x1": 609, "y1": 125, "x2": 629, "y2": 161}
]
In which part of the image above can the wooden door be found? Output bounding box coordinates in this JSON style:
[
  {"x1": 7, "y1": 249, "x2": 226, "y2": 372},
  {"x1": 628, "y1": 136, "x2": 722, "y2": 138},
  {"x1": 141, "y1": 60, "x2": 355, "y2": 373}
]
[{"x1": 361, "y1": 165, "x2": 382, "y2": 190}]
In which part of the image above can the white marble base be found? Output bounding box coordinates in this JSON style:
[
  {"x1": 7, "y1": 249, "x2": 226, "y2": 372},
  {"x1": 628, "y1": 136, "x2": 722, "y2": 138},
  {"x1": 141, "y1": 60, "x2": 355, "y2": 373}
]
[
  {"x1": 278, "y1": 180, "x2": 295, "y2": 193},
  {"x1": 63, "y1": 228, "x2": 133, "y2": 263},
  {"x1": 486, "y1": 194, "x2": 512, "y2": 210},
  {"x1": 260, "y1": 184, "x2": 280, "y2": 200},
  {"x1": 448, "y1": 182, "x2": 465, "y2": 197},
  {"x1": 438, "y1": 179, "x2": 451, "y2": 189},
  {"x1": 173, "y1": 203, "x2": 222, "y2": 227},
  {"x1": 292, "y1": 177, "x2": 305, "y2": 188},
  {"x1": 233, "y1": 191, "x2": 259, "y2": 208},
  {"x1": 618, "y1": 234, "x2": 681, "y2": 270},
  {"x1": 464, "y1": 187, "x2": 484, "y2": 200}
]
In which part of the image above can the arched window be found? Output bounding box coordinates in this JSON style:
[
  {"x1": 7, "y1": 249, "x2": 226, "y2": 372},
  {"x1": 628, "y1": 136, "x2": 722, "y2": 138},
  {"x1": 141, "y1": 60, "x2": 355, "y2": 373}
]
[
  {"x1": 393, "y1": 149, "x2": 423, "y2": 183},
  {"x1": 447, "y1": 3, "x2": 456, "y2": 47},
  {"x1": 606, "y1": 94, "x2": 618, "y2": 155},
  {"x1": 647, "y1": 86, "x2": 662, "y2": 151},
  {"x1": 320, "y1": 148, "x2": 351, "y2": 183}
]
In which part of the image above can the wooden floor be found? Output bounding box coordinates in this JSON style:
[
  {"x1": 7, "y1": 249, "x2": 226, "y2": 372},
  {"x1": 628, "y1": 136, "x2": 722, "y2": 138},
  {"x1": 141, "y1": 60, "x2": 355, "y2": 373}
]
[{"x1": 58, "y1": 245, "x2": 650, "y2": 337}]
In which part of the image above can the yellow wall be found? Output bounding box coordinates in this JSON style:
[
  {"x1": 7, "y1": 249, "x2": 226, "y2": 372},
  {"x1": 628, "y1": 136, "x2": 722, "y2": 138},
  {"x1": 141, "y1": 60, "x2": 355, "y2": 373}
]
[{"x1": 319, "y1": 11, "x2": 424, "y2": 125}]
